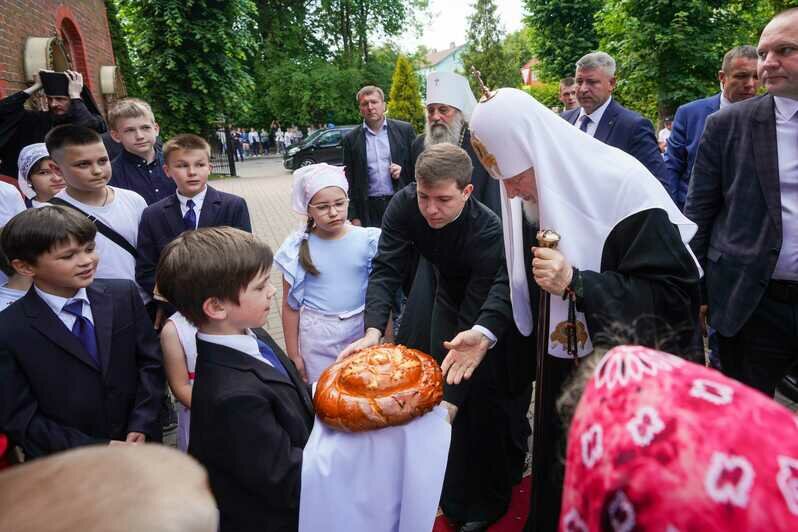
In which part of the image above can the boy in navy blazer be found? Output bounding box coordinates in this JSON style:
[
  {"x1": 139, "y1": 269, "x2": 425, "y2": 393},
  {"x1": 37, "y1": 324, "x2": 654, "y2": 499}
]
[
  {"x1": 136, "y1": 133, "x2": 251, "y2": 302},
  {"x1": 157, "y1": 227, "x2": 313, "y2": 532},
  {"x1": 0, "y1": 206, "x2": 164, "y2": 458}
]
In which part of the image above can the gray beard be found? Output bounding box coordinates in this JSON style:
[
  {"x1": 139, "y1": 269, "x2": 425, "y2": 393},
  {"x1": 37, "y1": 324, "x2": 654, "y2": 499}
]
[
  {"x1": 522, "y1": 199, "x2": 539, "y2": 225},
  {"x1": 424, "y1": 113, "x2": 466, "y2": 148}
]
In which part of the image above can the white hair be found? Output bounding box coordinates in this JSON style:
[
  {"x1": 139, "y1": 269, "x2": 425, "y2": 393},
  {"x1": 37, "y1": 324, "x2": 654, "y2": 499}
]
[
  {"x1": 424, "y1": 109, "x2": 466, "y2": 148},
  {"x1": 576, "y1": 52, "x2": 617, "y2": 77}
]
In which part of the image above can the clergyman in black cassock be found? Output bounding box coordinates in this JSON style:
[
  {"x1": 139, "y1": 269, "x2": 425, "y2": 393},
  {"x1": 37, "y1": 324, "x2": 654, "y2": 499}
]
[
  {"x1": 443, "y1": 88, "x2": 702, "y2": 532},
  {"x1": 0, "y1": 71, "x2": 106, "y2": 178},
  {"x1": 399, "y1": 70, "x2": 501, "y2": 354},
  {"x1": 362, "y1": 177, "x2": 521, "y2": 526}
]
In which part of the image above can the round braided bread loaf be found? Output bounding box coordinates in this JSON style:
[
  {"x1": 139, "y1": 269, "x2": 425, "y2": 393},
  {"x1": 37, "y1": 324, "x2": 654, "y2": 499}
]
[{"x1": 313, "y1": 344, "x2": 444, "y2": 432}]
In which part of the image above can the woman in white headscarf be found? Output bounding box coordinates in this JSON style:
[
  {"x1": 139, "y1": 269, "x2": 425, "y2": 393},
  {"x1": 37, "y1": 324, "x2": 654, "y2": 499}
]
[{"x1": 441, "y1": 88, "x2": 703, "y2": 532}]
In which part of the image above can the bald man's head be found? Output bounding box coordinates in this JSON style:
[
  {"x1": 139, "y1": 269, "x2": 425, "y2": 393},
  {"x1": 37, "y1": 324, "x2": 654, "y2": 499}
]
[
  {"x1": 0, "y1": 445, "x2": 218, "y2": 532},
  {"x1": 757, "y1": 7, "x2": 798, "y2": 99}
]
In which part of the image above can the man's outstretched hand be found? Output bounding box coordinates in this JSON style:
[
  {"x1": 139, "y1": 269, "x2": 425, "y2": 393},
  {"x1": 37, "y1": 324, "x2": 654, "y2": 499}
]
[
  {"x1": 338, "y1": 328, "x2": 381, "y2": 361},
  {"x1": 441, "y1": 329, "x2": 491, "y2": 385}
]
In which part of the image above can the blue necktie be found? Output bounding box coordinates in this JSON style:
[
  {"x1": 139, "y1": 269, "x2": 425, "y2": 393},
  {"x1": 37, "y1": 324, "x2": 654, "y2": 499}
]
[
  {"x1": 62, "y1": 299, "x2": 100, "y2": 367},
  {"x1": 255, "y1": 338, "x2": 288, "y2": 377},
  {"x1": 183, "y1": 199, "x2": 197, "y2": 230},
  {"x1": 579, "y1": 115, "x2": 592, "y2": 133}
]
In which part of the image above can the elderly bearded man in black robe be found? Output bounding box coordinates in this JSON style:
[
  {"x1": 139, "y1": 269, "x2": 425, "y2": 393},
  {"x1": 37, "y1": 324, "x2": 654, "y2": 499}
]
[{"x1": 441, "y1": 88, "x2": 702, "y2": 532}]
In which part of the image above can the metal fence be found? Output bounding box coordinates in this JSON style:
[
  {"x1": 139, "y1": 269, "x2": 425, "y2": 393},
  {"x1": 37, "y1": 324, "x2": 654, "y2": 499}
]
[{"x1": 208, "y1": 128, "x2": 237, "y2": 176}]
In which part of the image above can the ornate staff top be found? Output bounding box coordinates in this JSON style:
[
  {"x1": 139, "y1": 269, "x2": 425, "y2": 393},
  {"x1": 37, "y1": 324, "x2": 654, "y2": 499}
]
[
  {"x1": 470, "y1": 66, "x2": 496, "y2": 102},
  {"x1": 536, "y1": 229, "x2": 560, "y2": 249}
]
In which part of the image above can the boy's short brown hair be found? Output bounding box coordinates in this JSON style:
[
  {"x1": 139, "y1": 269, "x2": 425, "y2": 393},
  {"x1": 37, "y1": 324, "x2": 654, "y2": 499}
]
[
  {"x1": 108, "y1": 98, "x2": 156, "y2": 131},
  {"x1": 1, "y1": 206, "x2": 96, "y2": 266},
  {"x1": 45, "y1": 125, "x2": 104, "y2": 163},
  {"x1": 415, "y1": 142, "x2": 473, "y2": 190},
  {"x1": 0, "y1": 237, "x2": 14, "y2": 277},
  {"x1": 156, "y1": 227, "x2": 273, "y2": 327},
  {"x1": 162, "y1": 134, "x2": 211, "y2": 165}
]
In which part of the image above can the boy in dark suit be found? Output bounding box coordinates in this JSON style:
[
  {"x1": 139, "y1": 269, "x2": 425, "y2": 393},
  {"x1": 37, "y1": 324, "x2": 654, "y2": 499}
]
[
  {"x1": 0, "y1": 206, "x2": 164, "y2": 458},
  {"x1": 157, "y1": 227, "x2": 313, "y2": 532},
  {"x1": 108, "y1": 98, "x2": 175, "y2": 205},
  {"x1": 136, "y1": 133, "x2": 251, "y2": 303}
]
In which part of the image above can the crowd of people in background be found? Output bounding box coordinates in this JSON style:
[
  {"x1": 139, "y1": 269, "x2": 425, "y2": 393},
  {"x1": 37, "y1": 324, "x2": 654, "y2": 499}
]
[{"x1": 214, "y1": 122, "x2": 335, "y2": 162}]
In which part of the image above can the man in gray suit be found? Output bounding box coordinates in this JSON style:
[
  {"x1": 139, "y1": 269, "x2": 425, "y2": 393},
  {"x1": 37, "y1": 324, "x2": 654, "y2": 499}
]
[{"x1": 685, "y1": 7, "x2": 798, "y2": 397}]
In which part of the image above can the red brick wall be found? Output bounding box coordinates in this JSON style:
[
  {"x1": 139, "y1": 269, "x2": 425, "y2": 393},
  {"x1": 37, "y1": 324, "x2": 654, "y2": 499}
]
[{"x1": 0, "y1": 0, "x2": 117, "y2": 113}]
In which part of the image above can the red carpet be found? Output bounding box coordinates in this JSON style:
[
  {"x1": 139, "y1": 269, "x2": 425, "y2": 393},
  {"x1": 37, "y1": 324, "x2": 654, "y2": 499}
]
[{"x1": 432, "y1": 475, "x2": 530, "y2": 532}]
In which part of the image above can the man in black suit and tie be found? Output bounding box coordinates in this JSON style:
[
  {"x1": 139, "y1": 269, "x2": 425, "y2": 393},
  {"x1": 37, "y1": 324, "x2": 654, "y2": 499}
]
[
  {"x1": 561, "y1": 52, "x2": 667, "y2": 190},
  {"x1": 685, "y1": 7, "x2": 798, "y2": 397},
  {"x1": 342, "y1": 85, "x2": 416, "y2": 228}
]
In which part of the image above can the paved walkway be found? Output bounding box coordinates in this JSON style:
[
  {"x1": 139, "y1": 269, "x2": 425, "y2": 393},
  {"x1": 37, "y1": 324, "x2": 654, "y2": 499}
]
[{"x1": 213, "y1": 156, "x2": 297, "y2": 349}]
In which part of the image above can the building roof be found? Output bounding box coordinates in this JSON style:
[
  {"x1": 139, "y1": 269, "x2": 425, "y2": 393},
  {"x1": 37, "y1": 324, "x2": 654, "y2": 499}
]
[{"x1": 423, "y1": 43, "x2": 464, "y2": 68}]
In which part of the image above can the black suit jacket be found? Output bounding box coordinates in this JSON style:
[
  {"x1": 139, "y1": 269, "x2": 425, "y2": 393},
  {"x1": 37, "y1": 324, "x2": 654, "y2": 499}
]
[
  {"x1": 0, "y1": 279, "x2": 164, "y2": 458},
  {"x1": 562, "y1": 99, "x2": 667, "y2": 188},
  {"x1": 188, "y1": 329, "x2": 314, "y2": 532},
  {"x1": 685, "y1": 94, "x2": 782, "y2": 337},
  {"x1": 136, "y1": 186, "x2": 252, "y2": 297},
  {"x1": 342, "y1": 118, "x2": 416, "y2": 226}
]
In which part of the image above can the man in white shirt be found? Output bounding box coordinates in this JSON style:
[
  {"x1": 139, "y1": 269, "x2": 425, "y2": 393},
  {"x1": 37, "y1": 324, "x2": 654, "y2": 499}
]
[{"x1": 685, "y1": 7, "x2": 798, "y2": 397}]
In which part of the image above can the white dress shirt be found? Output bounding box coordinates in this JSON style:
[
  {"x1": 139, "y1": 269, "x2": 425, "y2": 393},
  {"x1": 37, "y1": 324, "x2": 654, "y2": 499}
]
[
  {"x1": 34, "y1": 285, "x2": 94, "y2": 331},
  {"x1": 177, "y1": 186, "x2": 208, "y2": 228},
  {"x1": 196, "y1": 329, "x2": 275, "y2": 368},
  {"x1": 576, "y1": 96, "x2": 613, "y2": 137},
  {"x1": 772, "y1": 96, "x2": 798, "y2": 281}
]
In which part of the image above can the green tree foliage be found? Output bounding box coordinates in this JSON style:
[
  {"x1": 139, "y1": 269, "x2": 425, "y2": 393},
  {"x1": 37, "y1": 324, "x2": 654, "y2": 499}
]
[
  {"x1": 312, "y1": 0, "x2": 427, "y2": 65},
  {"x1": 386, "y1": 55, "x2": 424, "y2": 132},
  {"x1": 520, "y1": 83, "x2": 561, "y2": 109},
  {"x1": 595, "y1": 0, "x2": 778, "y2": 120},
  {"x1": 524, "y1": 0, "x2": 603, "y2": 82},
  {"x1": 104, "y1": 0, "x2": 139, "y2": 97},
  {"x1": 503, "y1": 28, "x2": 537, "y2": 79},
  {"x1": 250, "y1": 45, "x2": 401, "y2": 128},
  {"x1": 117, "y1": 0, "x2": 257, "y2": 136},
  {"x1": 255, "y1": 0, "x2": 318, "y2": 61},
  {"x1": 462, "y1": 0, "x2": 517, "y2": 91}
]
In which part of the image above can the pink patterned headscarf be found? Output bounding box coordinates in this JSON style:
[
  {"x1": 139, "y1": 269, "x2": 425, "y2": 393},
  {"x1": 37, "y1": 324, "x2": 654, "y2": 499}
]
[{"x1": 561, "y1": 345, "x2": 798, "y2": 531}]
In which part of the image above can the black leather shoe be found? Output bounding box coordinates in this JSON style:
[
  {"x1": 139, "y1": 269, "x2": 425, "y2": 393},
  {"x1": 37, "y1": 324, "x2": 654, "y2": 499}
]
[{"x1": 459, "y1": 521, "x2": 492, "y2": 532}]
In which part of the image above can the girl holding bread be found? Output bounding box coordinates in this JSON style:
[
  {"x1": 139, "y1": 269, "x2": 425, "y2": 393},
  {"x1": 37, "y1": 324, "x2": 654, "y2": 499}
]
[{"x1": 275, "y1": 163, "x2": 380, "y2": 383}]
